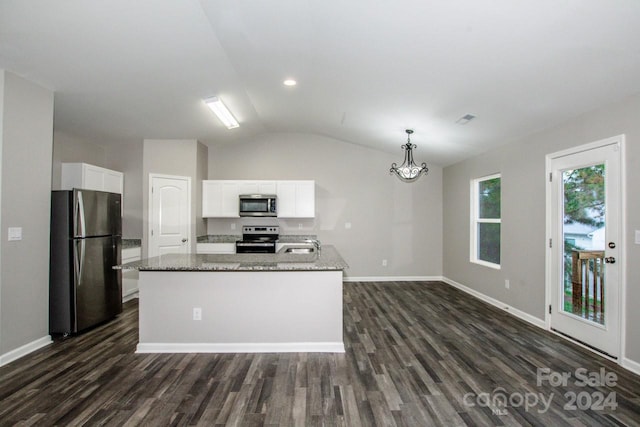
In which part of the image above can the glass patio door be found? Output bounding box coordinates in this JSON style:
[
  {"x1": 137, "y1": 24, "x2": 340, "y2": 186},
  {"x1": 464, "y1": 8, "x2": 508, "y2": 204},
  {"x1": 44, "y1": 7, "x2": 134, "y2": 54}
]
[{"x1": 548, "y1": 138, "x2": 622, "y2": 358}]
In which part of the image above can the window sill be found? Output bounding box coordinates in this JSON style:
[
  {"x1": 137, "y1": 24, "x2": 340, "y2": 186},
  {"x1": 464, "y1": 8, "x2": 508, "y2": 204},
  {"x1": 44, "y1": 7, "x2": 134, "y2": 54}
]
[{"x1": 470, "y1": 259, "x2": 501, "y2": 270}]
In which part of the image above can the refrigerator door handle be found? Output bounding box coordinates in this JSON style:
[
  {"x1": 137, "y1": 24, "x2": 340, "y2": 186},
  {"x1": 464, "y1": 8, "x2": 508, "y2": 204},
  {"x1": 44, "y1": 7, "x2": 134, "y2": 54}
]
[
  {"x1": 75, "y1": 239, "x2": 85, "y2": 287},
  {"x1": 74, "y1": 240, "x2": 80, "y2": 287},
  {"x1": 75, "y1": 191, "x2": 86, "y2": 238}
]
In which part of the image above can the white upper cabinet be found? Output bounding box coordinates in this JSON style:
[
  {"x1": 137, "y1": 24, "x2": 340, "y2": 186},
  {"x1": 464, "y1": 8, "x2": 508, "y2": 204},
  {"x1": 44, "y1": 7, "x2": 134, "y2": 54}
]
[
  {"x1": 202, "y1": 181, "x2": 241, "y2": 218},
  {"x1": 294, "y1": 181, "x2": 315, "y2": 218},
  {"x1": 61, "y1": 163, "x2": 124, "y2": 194},
  {"x1": 277, "y1": 180, "x2": 315, "y2": 218},
  {"x1": 202, "y1": 180, "x2": 315, "y2": 218},
  {"x1": 275, "y1": 182, "x2": 296, "y2": 217},
  {"x1": 103, "y1": 169, "x2": 124, "y2": 194},
  {"x1": 238, "y1": 181, "x2": 277, "y2": 195},
  {"x1": 83, "y1": 165, "x2": 104, "y2": 191}
]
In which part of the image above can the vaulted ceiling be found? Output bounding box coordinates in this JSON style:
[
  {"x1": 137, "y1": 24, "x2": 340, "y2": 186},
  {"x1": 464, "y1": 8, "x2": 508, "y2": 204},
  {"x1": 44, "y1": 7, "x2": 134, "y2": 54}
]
[{"x1": 2, "y1": 0, "x2": 640, "y2": 165}]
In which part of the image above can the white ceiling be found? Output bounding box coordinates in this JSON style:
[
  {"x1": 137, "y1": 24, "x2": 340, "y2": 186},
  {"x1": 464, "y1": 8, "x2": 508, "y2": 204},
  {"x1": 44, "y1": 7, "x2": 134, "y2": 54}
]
[{"x1": 1, "y1": 0, "x2": 640, "y2": 166}]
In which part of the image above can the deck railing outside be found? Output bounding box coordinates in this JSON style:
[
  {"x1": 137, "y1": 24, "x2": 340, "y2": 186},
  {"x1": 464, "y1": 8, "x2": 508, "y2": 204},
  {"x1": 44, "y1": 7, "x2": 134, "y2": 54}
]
[{"x1": 570, "y1": 250, "x2": 605, "y2": 323}]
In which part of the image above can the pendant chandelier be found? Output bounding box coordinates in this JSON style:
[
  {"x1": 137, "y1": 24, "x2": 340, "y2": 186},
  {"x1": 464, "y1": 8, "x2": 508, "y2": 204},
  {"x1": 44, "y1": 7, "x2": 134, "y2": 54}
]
[{"x1": 390, "y1": 129, "x2": 428, "y2": 182}]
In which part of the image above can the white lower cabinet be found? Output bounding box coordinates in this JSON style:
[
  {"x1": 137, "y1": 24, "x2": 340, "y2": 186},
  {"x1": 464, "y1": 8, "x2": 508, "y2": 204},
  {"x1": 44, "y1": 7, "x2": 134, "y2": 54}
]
[
  {"x1": 196, "y1": 243, "x2": 236, "y2": 254},
  {"x1": 122, "y1": 247, "x2": 141, "y2": 301}
]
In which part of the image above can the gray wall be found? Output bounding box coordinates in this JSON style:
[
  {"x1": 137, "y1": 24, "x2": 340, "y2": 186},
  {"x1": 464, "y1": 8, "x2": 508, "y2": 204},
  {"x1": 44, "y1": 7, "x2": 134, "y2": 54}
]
[
  {"x1": 0, "y1": 71, "x2": 3, "y2": 356},
  {"x1": 52, "y1": 132, "x2": 144, "y2": 239},
  {"x1": 51, "y1": 131, "x2": 105, "y2": 190},
  {"x1": 208, "y1": 133, "x2": 443, "y2": 278},
  {"x1": 0, "y1": 71, "x2": 54, "y2": 357},
  {"x1": 443, "y1": 92, "x2": 640, "y2": 365},
  {"x1": 142, "y1": 139, "x2": 208, "y2": 258},
  {"x1": 105, "y1": 142, "x2": 143, "y2": 238},
  {"x1": 196, "y1": 141, "x2": 208, "y2": 238}
]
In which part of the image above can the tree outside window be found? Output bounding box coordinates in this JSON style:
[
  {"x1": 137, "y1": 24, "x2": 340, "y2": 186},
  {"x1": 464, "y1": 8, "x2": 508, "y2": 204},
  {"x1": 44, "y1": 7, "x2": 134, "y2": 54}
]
[
  {"x1": 562, "y1": 164, "x2": 605, "y2": 315},
  {"x1": 471, "y1": 174, "x2": 501, "y2": 268}
]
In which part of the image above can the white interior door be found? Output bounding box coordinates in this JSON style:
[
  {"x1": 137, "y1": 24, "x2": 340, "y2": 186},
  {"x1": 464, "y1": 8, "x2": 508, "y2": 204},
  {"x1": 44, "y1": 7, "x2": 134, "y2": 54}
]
[
  {"x1": 547, "y1": 137, "x2": 622, "y2": 358},
  {"x1": 149, "y1": 174, "x2": 191, "y2": 257}
]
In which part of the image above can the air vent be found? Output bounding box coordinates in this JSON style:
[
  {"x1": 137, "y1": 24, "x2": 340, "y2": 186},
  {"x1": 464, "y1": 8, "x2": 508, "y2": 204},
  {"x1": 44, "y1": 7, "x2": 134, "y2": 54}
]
[{"x1": 456, "y1": 114, "x2": 476, "y2": 125}]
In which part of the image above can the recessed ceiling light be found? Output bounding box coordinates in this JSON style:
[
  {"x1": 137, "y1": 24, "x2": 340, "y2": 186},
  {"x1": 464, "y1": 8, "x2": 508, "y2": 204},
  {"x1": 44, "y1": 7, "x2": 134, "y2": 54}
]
[{"x1": 283, "y1": 79, "x2": 297, "y2": 86}]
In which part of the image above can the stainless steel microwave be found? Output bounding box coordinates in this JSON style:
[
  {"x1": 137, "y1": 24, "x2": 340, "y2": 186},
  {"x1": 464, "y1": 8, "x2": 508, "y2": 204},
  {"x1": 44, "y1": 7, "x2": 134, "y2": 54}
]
[{"x1": 239, "y1": 194, "x2": 277, "y2": 217}]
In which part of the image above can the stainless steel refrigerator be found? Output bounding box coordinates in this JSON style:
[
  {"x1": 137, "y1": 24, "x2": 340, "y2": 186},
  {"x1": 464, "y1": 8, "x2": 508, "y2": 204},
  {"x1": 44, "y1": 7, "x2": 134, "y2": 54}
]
[{"x1": 50, "y1": 189, "x2": 122, "y2": 335}]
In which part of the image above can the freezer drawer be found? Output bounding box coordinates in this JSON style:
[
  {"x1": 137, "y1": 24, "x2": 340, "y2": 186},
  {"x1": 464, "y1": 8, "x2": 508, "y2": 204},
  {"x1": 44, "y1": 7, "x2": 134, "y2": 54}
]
[
  {"x1": 49, "y1": 236, "x2": 122, "y2": 334},
  {"x1": 74, "y1": 236, "x2": 122, "y2": 332}
]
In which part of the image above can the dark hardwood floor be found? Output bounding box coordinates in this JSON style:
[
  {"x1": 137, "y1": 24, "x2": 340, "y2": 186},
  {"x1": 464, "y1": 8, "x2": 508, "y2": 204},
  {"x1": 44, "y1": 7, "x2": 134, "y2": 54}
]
[{"x1": 1, "y1": 281, "x2": 639, "y2": 426}]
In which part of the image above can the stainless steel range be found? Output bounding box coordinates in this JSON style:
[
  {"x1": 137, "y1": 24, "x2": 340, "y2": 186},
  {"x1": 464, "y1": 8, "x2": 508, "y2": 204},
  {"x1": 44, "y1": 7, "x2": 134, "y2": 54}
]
[{"x1": 235, "y1": 225, "x2": 279, "y2": 253}]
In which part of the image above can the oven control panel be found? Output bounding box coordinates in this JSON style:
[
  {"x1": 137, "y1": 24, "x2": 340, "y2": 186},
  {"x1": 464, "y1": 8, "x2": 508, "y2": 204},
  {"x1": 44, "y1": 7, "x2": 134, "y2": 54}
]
[{"x1": 242, "y1": 226, "x2": 280, "y2": 235}]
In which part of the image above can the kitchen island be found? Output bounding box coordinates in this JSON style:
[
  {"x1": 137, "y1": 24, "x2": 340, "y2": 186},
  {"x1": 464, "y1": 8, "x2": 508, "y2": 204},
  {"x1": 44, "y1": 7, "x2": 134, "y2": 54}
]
[{"x1": 118, "y1": 245, "x2": 348, "y2": 354}]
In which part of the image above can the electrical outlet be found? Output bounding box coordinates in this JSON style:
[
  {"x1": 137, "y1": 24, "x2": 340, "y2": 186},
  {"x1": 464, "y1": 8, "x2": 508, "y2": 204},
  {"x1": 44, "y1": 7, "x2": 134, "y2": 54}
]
[
  {"x1": 231, "y1": 223, "x2": 236, "y2": 230},
  {"x1": 382, "y1": 259, "x2": 388, "y2": 267},
  {"x1": 193, "y1": 307, "x2": 202, "y2": 321},
  {"x1": 8, "y1": 227, "x2": 22, "y2": 241},
  {"x1": 505, "y1": 279, "x2": 510, "y2": 289},
  {"x1": 299, "y1": 223, "x2": 303, "y2": 229}
]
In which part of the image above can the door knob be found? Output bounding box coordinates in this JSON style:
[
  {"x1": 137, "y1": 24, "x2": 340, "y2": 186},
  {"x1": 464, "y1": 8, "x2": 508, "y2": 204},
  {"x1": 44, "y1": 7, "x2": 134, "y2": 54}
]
[
  {"x1": 181, "y1": 238, "x2": 188, "y2": 243},
  {"x1": 604, "y1": 256, "x2": 616, "y2": 264}
]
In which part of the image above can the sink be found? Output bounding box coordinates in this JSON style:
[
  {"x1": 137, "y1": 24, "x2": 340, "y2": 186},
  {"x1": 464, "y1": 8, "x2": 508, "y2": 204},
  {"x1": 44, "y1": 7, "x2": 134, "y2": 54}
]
[{"x1": 284, "y1": 247, "x2": 315, "y2": 254}]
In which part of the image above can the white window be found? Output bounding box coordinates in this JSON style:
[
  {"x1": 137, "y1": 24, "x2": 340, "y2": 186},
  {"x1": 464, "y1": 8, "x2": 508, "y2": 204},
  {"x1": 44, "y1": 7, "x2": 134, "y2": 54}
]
[{"x1": 471, "y1": 174, "x2": 501, "y2": 268}]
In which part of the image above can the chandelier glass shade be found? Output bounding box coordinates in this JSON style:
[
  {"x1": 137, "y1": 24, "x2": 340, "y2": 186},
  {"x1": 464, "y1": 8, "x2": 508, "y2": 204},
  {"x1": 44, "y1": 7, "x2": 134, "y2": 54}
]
[{"x1": 390, "y1": 129, "x2": 428, "y2": 182}]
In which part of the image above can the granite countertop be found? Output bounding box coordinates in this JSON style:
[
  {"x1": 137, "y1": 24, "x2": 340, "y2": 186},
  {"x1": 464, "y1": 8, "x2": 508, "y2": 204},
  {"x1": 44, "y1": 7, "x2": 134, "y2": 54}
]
[
  {"x1": 116, "y1": 245, "x2": 347, "y2": 272},
  {"x1": 197, "y1": 235, "x2": 241, "y2": 243},
  {"x1": 277, "y1": 234, "x2": 317, "y2": 243}
]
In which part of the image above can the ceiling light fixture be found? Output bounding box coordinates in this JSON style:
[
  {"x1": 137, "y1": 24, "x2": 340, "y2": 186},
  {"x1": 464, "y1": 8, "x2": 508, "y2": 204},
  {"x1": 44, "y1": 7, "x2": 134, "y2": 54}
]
[
  {"x1": 283, "y1": 79, "x2": 297, "y2": 86},
  {"x1": 204, "y1": 96, "x2": 239, "y2": 129},
  {"x1": 390, "y1": 129, "x2": 428, "y2": 182}
]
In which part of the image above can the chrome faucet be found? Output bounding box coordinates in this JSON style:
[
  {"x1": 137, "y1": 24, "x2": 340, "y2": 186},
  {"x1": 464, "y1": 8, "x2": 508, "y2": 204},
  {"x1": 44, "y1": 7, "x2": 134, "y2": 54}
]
[{"x1": 304, "y1": 239, "x2": 321, "y2": 253}]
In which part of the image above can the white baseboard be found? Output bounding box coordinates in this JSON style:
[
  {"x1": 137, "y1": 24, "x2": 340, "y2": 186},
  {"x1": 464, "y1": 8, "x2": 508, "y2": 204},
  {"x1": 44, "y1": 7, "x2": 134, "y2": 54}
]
[
  {"x1": 136, "y1": 342, "x2": 345, "y2": 354},
  {"x1": 441, "y1": 277, "x2": 546, "y2": 329},
  {"x1": 622, "y1": 357, "x2": 640, "y2": 376},
  {"x1": 343, "y1": 276, "x2": 443, "y2": 282},
  {"x1": 0, "y1": 335, "x2": 52, "y2": 367},
  {"x1": 122, "y1": 290, "x2": 139, "y2": 303}
]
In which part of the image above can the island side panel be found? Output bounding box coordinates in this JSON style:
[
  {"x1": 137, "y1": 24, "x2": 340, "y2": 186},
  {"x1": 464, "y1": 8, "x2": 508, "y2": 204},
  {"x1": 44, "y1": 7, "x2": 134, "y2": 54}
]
[{"x1": 137, "y1": 270, "x2": 344, "y2": 353}]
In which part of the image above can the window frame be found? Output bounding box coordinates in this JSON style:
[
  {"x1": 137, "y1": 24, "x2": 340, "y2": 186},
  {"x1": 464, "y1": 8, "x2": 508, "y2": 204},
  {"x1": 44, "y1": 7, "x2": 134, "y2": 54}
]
[{"x1": 470, "y1": 173, "x2": 502, "y2": 269}]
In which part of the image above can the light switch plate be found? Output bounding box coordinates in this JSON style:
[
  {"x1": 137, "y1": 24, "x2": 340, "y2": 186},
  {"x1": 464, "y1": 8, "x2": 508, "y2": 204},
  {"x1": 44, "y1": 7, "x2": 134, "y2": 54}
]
[
  {"x1": 8, "y1": 227, "x2": 22, "y2": 241},
  {"x1": 635, "y1": 230, "x2": 640, "y2": 245}
]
